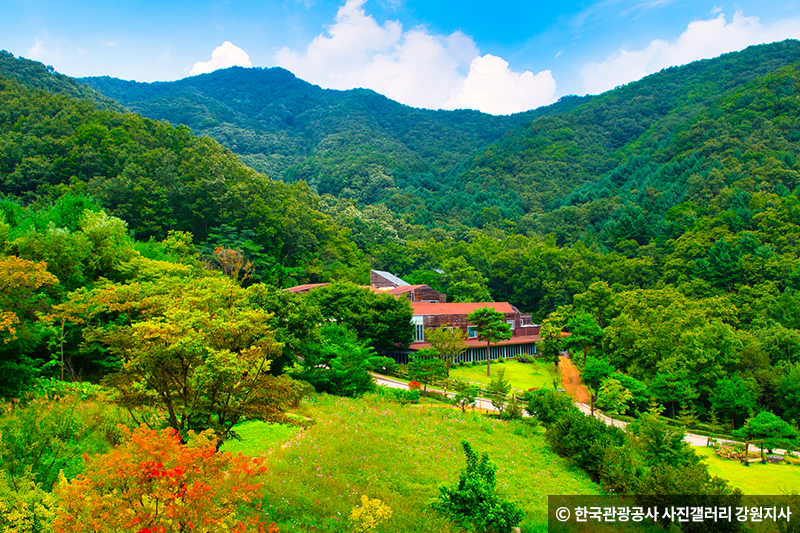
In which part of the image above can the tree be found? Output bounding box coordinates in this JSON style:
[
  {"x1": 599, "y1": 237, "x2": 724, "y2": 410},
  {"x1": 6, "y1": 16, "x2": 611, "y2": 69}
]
[
  {"x1": 540, "y1": 312, "x2": 564, "y2": 371},
  {"x1": 563, "y1": 310, "x2": 603, "y2": 367},
  {"x1": 293, "y1": 323, "x2": 376, "y2": 397},
  {"x1": 734, "y1": 411, "x2": 799, "y2": 451},
  {"x1": 309, "y1": 282, "x2": 414, "y2": 353},
  {"x1": 452, "y1": 380, "x2": 478, "y2": 413},
  {"x1": 245, "y1": 283, "x2": 323, "y2": 375},
  {"x1": 426, "y1": 325, "x2": 468, "y2": 377},
  {"x1": 53, "y1": 425, "x2": 279, "y2": 533},
  {"x1": 442, "y1": 257, "x2": 493, "y2": 303},
  {"x1": 408, "y1": 348, "x2": 447, "y2": 396},
  {"x1": 573, "y1": 281, "x2": 614, "y2": 328},
  {"x1": 581, "y1": 356, "x2": 614, "y2": 415},
  {"x1": 596, "y1": 378, "x2": 633, "y2": 416},
  {"x1": 487, "y1": 367, "x2": 511, "y2": 413},
  {"x1": 431, "y1": 441, "x2": 523, "y2": 533},
  {"x1": 710, "y1": 376, "x2": 756, "y2": 430},
  {"x1": 467, "y1": 307, "x2": 512, "y2": 377},
  {"x1": 648, "y1": 373, "x2": 697, "y2": 419},
  {"x1": 0, "y1": 256, "x2": 59, "y2": 396},
  {"x1": 581, "y1": 357, "x2": 614, "y2": 399},
  {"x1": 52, "y1": 275, "x2": 305, "y2": 444}
]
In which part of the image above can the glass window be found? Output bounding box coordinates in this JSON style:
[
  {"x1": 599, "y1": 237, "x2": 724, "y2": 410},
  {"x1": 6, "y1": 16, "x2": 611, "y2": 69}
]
[
  {"x1": 412, "y1": 316, "x2": 425, "y2": 342},
  {"x1": 467, "y1": 326, "x2": 478, "y2": 338}
]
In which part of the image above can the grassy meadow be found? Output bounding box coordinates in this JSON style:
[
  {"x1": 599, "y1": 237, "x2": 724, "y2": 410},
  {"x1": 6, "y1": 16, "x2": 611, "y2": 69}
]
[
  {"x1": 449, "y1": 359, "x2": 554, "y2": 392},
  {"x1": 694, "y1": 447, "x2": 800, "y2": 496},
  {"x1": 229, "y1": 392, "x2": 601, "y2": 533}
]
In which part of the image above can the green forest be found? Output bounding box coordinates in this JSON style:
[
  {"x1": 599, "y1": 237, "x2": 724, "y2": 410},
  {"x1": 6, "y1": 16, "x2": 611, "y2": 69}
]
[{"x1": 0, "y1": 39, "x2": 799, "y2": 532}]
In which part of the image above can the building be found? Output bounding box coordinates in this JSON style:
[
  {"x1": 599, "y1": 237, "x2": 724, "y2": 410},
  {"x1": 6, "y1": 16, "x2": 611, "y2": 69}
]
[
  {"x1": 366, "y1": 271, "x2": 543, "y2": 365},
  {"x1": 285, "y1": 270, "x2": 547, "y2": 364}
]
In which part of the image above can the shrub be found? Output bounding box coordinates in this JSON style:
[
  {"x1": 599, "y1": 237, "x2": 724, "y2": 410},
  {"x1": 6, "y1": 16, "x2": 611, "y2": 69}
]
[
  {"x1": 524, "y1": 389, "x2": 576, "y2": 426},
  {"x1": 546, "y1": 410, "x2": 625, "y2": 480},
  {"x1": 350, "y1": 495, "x2": 392, "y2": 532},
  {"x1": 408, "y1": 381, "x2": 422, "y2": 391},
  {"x1": 0, "y1": 385, "x2": 137, "y2": 489},
  {"x1": 375, "y1": 386, "x2": 420, "y2": 405},
  {"x1": 53, "y1": 425, "x2": 278, "y2": 533},
  {"x1": 0, "y1": 469, "x2": 57, "y2": 533},
  {"x1": 431, "y1": 441, "x2": 523, "y2": 533}
]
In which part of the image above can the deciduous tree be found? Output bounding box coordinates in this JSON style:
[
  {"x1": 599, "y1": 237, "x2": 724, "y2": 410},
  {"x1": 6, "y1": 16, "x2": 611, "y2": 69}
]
[
  {"x1": 467, "y1": 307, "x2": 512, "y2": 377},
  {"x1": 51, "y1": 275, "x2": 304, "y2": 444},
  {"x1": 426, "y1": 325, "x2": 467, "y2": 377},
  {"x1": 733, "y1": 411, "x2": 799, "y2": 451},
  {"x1": 53, "y1": 425, "x2": 278, "y2": 533}
]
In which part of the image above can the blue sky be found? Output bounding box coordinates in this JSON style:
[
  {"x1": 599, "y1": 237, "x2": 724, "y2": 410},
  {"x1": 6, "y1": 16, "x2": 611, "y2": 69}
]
[{"x1": 3, "y1": 0, "x2": 800, "y2": 114}]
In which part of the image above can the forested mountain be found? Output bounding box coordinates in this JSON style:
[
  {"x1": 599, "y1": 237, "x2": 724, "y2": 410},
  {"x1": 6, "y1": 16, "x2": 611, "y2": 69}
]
[
  {"x1": 1, "y1": 41, "x2": 800, "y2": 429},
  {"x1": 75, "y1": 41, "x2": 800, "y2": 235},
  {"x1": 0, "y1": 75, "x2": 363, "y2": 287},
  {"x1": 80, "y1": 67, "x2": 588, "y2": 195},
  {"x1": 467, "y1": 39, "x2": 800, "y2": 240},
  {"x1": 0, "y1": 51, "x2": 125, "y2": 112}
]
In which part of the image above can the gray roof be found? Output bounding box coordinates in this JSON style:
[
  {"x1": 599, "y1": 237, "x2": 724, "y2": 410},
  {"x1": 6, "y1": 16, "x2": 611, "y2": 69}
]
[{"x1": 372, "y1": 270, "x2": 409, "y2": 286}]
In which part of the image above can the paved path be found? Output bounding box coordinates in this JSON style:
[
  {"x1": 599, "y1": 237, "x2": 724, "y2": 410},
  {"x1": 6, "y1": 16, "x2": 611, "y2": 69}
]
[
  {"x1": 372, "y1": 373, "x2": 797, "y2": 455},
  {"x1": 373, "y1": 374, "x2": 500, "y2": 412}
]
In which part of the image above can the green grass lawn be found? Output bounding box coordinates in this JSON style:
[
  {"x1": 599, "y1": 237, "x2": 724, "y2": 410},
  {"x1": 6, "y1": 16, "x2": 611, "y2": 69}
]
[
  {"x1": 695, "y1": 447, "x2": 800, "y2": 495},
  {"x1": 220, "y1": 419, "x2": 301, "y2": 456},
  {"x1": 449, "y1": 359, "x2": 554, "y2": 392},
  {"x1": 235, "y1": 393, "x2": 600, "y2": 533}
]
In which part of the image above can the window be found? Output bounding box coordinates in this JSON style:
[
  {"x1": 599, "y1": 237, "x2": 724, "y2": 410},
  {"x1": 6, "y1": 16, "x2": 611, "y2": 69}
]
[
  {"x1": 507, "y1": 320, "x2": 515, "y2": 331},
  {"x1": 467, "y1": 326, "x2": 478, "y2": 338},
  {"x1": 412, "y1": 316, "x2": 425, "y2": 342}
]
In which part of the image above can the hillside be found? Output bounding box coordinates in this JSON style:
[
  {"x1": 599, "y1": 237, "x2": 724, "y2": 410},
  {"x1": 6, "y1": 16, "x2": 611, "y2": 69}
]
[
  {"x1": 224, "y1": 393, "x2": 602, "y2": 532},
  {"x1": 0, "y1": 74, "x2": 362, "y2": 287},
  {"x1": 79, "y1": 67, "x2": 589, "y2": 206},
  {"x1": 77, "y1": 41, "x2": 800, "y2": 233},
  {"x1": 445, "y1": 40, "x2": 800, "y2": 226},
  {"x1": 0, "y1": 51, "x2": 126, "y2": 113}
]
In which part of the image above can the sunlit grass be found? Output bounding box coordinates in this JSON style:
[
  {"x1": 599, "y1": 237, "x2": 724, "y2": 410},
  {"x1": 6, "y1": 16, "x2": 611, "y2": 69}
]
[
  {"x1": 449, "y1": 359, "x2": 553, "y2": 392},
  {"x1": 220, "y1": 420, "x2": 301, "y2": 456},
  {"x1": 247, "y1": 393, "x2": 600, "y2": 533},
  {"x1": 695, "y1": 447, "x2": 800, "y2": 495}
]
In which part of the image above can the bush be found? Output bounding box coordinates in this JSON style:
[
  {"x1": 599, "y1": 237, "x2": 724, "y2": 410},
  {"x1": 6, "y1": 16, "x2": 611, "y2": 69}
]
[
  {"x1": 0, "y1": 385, "x2": 139, "y2": 489},
  {"x1": 53, "y1": 426, "x2": 278, "y2": 533},
  {"x1": 546, "y1": 410, "x2": 625, "y2": 480},
  {"x1": 0, "y1": 469, "x2": 57, "y2": 533},
  {"x1": 431, "y1": 441, "x2": 523, "y2": 533},
  {"x1": 375, "y1": 386, "x2": 421, "y2": 405},
  {"x1": 524, "y1": 389, "x2": 576, "y2": 426}
]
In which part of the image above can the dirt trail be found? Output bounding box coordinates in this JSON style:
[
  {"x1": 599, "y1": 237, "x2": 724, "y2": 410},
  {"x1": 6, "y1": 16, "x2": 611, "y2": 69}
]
[{"x1": 560, "y1": 357, "x2": 591, "y2": 403}]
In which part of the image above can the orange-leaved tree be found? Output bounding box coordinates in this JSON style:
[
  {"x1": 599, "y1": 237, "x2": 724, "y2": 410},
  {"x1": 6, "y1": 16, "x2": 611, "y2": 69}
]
[{"x1": 54, "y1": 425, "x2": 279, "y2": 533}]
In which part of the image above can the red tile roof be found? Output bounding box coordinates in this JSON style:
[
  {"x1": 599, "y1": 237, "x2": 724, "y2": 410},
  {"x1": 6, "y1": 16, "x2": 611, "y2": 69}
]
[
  {"x1": 410, "y1": 301, "x2": 516, "y2": 315},
  {"x1": 285, "y1": 283, "x2": 330, "y2": 293},
  {"x1": 386, "y1": 285, "x2": 427, "y2": 295}
]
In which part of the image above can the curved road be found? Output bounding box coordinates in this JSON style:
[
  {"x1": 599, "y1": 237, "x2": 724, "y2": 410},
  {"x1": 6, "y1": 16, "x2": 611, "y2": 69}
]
[{"x1": 372, "y1": 373, "x2": 796, "y2": 455}]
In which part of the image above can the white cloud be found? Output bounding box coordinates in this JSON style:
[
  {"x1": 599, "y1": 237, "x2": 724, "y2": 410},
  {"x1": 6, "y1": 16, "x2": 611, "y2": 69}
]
[
  {"x1": 274, "y1": 0, "x2": 555, "y2": 114},
  {"x1": 445, "y1": 55, "x2": 556, "y2": 115},
  {"x1": 190, "y1": 41, "x2": 252, "y2": 76},
  {"x1": 580, "y1": 11, "x2": 800, "y2": 94},
  {"x1": 28, "y1": 38, "x2": 46, "y2": 58}
]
